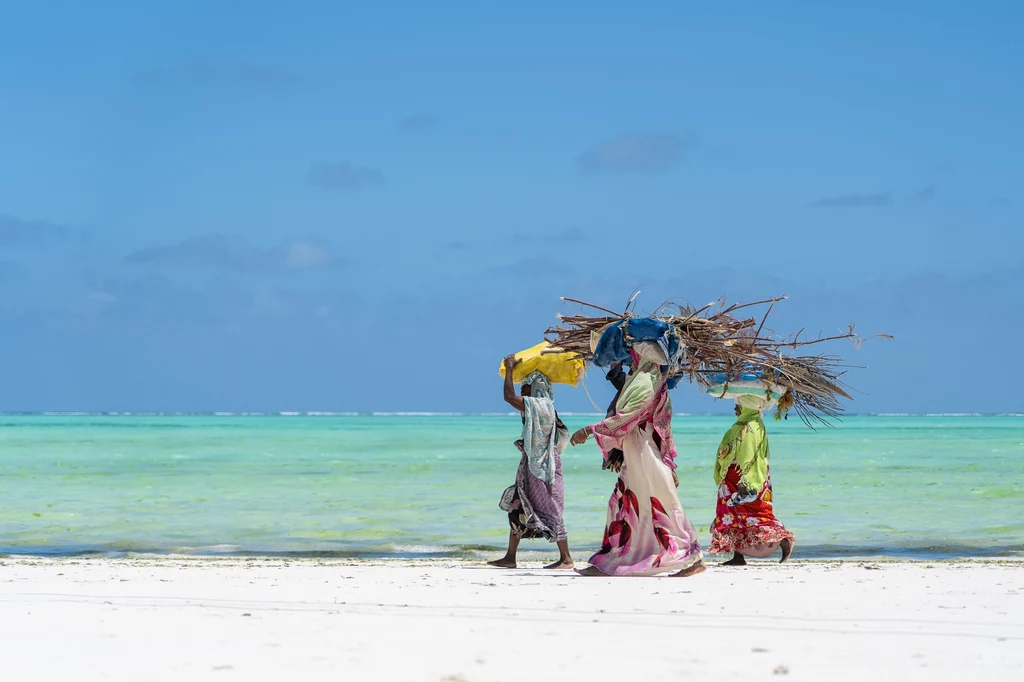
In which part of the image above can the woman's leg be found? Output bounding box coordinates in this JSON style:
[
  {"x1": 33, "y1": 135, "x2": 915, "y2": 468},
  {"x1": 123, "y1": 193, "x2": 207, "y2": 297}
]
[
  {"x1": 487, "y1": 531, "x2": 521, "y2": 568},
  {"x1": 722, "y1": 552, "x2": 746, "y2": 566},
  {"x1": 575, "y1": 565, "x2": 610, "y2": 576},
  {"x1": 732, "y1": 537, "x2": 795, "y2": 562},
  {"x1": 670, "y1": 560, "x2": 707, "y2": 577},
  {"x1": 780, "y1": 537, "x2": 795, "y2": 562},
  {"x1": 544, "y1": 539, "x2": 574, "y2": 569},
  {"x1": 738, "y1": 542, "x2": 781, "y2": 558}
]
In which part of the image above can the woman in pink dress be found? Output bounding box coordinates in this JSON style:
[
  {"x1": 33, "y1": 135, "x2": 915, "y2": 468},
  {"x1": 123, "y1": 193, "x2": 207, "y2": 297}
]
[{"x1": 570, "y1": 342, "x2": 705, "y2": 577}]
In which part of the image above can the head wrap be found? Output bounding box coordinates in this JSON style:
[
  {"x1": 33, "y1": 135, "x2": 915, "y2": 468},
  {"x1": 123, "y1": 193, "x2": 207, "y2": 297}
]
[
  {"x1": 628, "y1": 340, "x2": 668, "y2": 370},
  {"x1": 522, "y1": 371, "x2": 554, "y2": 400},
  {"x1": 708, "y1": 369, "x2": 784, "y2": 414},
  {"x1": 736, "y1": 393, "x2": 771, "y2": 412}
]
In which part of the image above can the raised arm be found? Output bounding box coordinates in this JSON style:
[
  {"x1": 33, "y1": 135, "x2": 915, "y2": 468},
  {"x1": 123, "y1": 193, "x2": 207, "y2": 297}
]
[{"x1": 502, "y1": 354, "x2": 525, "y2": 412}]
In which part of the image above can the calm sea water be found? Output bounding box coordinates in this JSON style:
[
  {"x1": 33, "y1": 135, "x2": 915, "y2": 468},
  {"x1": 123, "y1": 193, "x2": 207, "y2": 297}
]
[{"x1": 1, "y1": 414, "x2": 1022, "y2": 560}]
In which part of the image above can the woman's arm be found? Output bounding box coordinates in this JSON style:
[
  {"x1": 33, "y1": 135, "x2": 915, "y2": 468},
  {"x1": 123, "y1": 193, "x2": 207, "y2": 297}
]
[
  {"x1": 570, "y1": 425, "x2": 590, "y2": 445},
  {"x1": 588, "y1": 370, "x2": 656, "y2": 438},
  {"x1": 571, "y1": 369, "x2": 657, "y2": 447},
  {"x1": 502, "y1": 354, "x2": 525, "y2": 412}
]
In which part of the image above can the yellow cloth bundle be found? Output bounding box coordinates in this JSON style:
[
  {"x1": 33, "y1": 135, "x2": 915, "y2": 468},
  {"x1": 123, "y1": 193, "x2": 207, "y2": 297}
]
[{"x1": 498, "y1": 341, "x2": 585, "y2": 386}]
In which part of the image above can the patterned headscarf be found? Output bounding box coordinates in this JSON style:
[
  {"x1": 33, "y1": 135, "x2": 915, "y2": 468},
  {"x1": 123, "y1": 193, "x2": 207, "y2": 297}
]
[
  {"x1": 522, "y1": 370, "x2": 554, "y2": 400},
  {"x1": 629, "y1": 340, "x2": 668, "y2": 370}
]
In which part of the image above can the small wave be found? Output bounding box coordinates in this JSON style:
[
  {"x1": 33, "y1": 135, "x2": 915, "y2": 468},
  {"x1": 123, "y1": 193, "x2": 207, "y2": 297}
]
[
  {"x1": 924, "y1": 413, "x2": 983, "y2": 417},
  {"x1": 390, "y1": 544, "x2": 461, "y2": 554},
  {"x1": 371, "y1": 412, "x2": 466, "y2": 417},
  {"x1": 193, "y1": 544, "x2": 243, "y2": 553}
]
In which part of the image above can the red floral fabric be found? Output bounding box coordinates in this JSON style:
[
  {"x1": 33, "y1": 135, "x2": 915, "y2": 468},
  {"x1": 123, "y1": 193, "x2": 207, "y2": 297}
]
[{"x1": 708, "y1": 462, "x2": 793, "y2": 553}]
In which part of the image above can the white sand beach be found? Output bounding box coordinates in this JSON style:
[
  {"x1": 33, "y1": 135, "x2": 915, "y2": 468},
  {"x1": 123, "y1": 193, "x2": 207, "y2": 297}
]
[{"x1": 2, "y1": 558, "x2": 1022, "y2": 681}]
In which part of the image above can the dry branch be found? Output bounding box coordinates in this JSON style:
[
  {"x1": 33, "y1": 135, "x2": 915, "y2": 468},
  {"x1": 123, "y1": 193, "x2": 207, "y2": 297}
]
[{"x1": 544, "y1": 296, "x2": 887, "y2": 427}]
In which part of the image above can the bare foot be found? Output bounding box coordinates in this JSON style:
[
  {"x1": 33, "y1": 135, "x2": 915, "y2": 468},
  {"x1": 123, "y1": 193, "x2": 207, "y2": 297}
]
[
  {"x1": 722, "y1": 553, "x2": 747, "y2": 566},
  {"x1": 487, "y1": 558, "x2": 517, "y2": 569},
  {"x1": 671, "y1": 560, "x2": 707, "y2": 577},
  {"x1": 574, "y1": 565, "x2": 608, "y2": 577},
  {"x1": 779, "y1": 538, "x2": 795, "y2": 563},
  {"x1": 544, "y1": 558, "x2": 575, "y2": 570}
]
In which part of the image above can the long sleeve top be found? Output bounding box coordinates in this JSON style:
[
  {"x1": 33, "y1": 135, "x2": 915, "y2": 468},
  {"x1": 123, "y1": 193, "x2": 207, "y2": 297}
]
[
  {"x1": 714, "y1": 407, "x2": 770, "y2": 492},
  {"x1": 588, "y1": 365, "x2": 677, "y2": 469}
]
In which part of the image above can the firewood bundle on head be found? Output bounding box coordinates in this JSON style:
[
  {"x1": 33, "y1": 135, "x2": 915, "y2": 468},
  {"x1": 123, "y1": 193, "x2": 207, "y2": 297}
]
[{"x1": 545, "y1": 295, "x2": 890, "y2": 427}]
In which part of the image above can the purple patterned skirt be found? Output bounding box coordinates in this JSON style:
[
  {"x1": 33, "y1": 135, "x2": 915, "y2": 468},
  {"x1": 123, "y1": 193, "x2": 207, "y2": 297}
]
[{"x1": 499, "y1": 447, "x2": 567, "y2": 542}]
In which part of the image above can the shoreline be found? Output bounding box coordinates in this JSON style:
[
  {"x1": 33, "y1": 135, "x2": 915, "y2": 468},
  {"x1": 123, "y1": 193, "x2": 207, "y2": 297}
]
[
  {"x1": 5, "y1": 555, "x2": 1024, "y2": 566},
  {"x1": 4, "y1": 545, "x2": 1024, "y2": 562},
  {"x1": 2, "y1": 557, "x2": 1022, "y2": 681}
]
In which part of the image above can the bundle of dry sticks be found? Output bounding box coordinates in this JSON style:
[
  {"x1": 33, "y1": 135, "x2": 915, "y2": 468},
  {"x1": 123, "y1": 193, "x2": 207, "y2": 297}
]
[{"x1": 545, "y1": 295, "x2": 890, "y2": 426}]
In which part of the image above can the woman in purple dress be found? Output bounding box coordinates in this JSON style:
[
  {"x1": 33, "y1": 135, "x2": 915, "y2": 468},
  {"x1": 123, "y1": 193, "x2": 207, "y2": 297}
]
[{"x1": 487, "y1": 355, "x2": 574, "y2": 570}]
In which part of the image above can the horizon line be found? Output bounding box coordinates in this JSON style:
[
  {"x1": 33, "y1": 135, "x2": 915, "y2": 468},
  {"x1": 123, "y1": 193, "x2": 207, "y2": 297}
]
[{"x1": 1, "y1": 411, "x2": 1021, "y2": 418}]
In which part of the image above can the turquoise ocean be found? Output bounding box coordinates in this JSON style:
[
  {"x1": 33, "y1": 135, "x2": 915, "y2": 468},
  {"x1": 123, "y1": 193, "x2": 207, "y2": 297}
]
[{"x1": 1, "y1": 414, "x2": 1022, "y2": 560}]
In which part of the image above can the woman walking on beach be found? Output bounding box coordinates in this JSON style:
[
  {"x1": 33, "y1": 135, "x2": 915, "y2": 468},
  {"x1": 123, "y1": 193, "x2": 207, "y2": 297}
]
[
  {"x1": 570, "y1": 342, "x2": 705, "y2": 577},
  {"x1": 488, "y1": 355, "x2": 574, "y2": 569},
  {"x1": 709, "y1": 395, "x2": 795, "y2": 565}
]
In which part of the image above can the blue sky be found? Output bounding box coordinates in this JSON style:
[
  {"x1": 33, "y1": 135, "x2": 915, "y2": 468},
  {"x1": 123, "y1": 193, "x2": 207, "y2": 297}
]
[{"x1": 1, "y1": 1, "x2": 1020, "y2": 413}]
